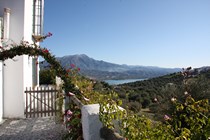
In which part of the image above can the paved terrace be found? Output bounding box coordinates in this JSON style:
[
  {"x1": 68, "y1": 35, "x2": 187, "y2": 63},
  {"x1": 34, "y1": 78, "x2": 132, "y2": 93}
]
[{"x1": 0, "y1": 117, "x2": 66, "y2": 140}]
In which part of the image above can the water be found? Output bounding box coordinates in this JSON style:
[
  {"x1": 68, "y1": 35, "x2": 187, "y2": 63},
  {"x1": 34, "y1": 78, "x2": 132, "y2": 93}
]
[{"x1": 104, "y1": 79, "x2": 145, "y2": 85}]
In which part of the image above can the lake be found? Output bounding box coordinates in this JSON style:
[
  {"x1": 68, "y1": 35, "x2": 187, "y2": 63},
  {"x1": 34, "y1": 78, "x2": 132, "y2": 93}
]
[{"x1": 104, "y1": 79, "x2": 145, "y2": 85}]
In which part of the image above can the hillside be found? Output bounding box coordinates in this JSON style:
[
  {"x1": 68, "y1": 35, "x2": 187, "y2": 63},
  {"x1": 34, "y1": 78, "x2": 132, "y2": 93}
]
[
  {"x1": 40, "y1": 54, "x2": 181, "y2": 80},
  {"x1": 114, "y1": 67, "x2": 210, "y2": 118}
]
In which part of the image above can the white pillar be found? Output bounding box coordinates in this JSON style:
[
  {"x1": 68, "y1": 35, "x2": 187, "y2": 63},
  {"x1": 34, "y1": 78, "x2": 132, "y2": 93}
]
[
  {"x1": 0, "y1": 18, "x2": 3, "y2": 122},
  {"x1": 3, "y1": 8, "x2": 11, "y2": 40},
  {"x1": 82, "y1": 104, "x2": 103, "y2": 140}
]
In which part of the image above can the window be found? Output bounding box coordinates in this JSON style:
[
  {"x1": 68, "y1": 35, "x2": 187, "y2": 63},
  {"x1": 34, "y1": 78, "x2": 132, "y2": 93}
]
[
  {"x1": 33, "y1": 0, "x2": 44, "y2": 36},
  {"x1": 0, "y1": 17, "x2": 3, "y2": 39}
]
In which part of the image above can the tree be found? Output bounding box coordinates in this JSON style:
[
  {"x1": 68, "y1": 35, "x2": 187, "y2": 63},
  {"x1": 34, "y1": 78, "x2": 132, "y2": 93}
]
[{"x1": 39, "y1": 69, "x2": 56, "y2": 85}]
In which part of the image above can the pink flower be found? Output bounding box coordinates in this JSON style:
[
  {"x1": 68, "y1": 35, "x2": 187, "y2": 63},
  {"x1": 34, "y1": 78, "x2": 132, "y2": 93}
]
[
  {"x1": 67, "y1": 110, "x2": 73, "y2": 115},
  {"x1": 78, "y1": 68, "x2": 80, "y2": 71},
  {"x1": 66, "y1": 117, "x2": 71, "y2": 121},
  {"x1": 70, "y1": 64, "x2": 75, "y2": 68},
  {"x1": 164, "y1": 115, "x2": 170, "y2": 121},
  {"x1": 42, "y1": 49, "x2": 49, "y2": 53},
  {"x1": 47, "y1": 32, "x2": 53, "y2": 37},
  {"x1": 83, "y1": 97, "x2": 90, "y2": 101},
  {"x1": 68, "y1": 92, "x2": 75, "y2": 96}
]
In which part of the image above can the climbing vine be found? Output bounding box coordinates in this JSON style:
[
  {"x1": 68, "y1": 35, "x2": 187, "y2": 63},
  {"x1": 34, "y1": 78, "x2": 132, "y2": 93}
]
[
  {"x1": 0, "y1": 34, "x2": 83, "y2": 137},
  {"x1": 0, "y1": 33, "x2": 75, "y2": 94},
  {"x1": 0, "y1": 33, "x2": 101, "y2": 139}
]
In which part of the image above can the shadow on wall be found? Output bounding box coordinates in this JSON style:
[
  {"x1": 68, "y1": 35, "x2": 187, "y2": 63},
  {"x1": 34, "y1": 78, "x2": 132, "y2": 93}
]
[{"x1": 100, "y1": 126, "x2": 125, "y2": 140}]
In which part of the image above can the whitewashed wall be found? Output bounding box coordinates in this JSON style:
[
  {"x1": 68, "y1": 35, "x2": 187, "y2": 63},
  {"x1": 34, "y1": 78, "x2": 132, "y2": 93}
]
[
  {"x1": 0, "y1": 0, "x2": 36, "y2": 118},
  {"x1": 23, "y1": 0, "x2": 34, "y2": 88},
  {"x1": 0, "y1": 17, "x2": 3, "y2": 122},
  {"x1": 0, "y1": 62, "x2": 3, "y2": 122}
]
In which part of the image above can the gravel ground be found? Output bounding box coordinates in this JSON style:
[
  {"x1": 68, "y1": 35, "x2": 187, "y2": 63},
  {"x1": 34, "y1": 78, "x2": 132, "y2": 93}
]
[{"x1": 0, "y1": 117, "x2": 67, "y2": 140}]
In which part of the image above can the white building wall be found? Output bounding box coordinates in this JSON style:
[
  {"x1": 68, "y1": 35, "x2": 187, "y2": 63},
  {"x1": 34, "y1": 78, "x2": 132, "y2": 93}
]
[
  {"x1": 3, "y1": 57, "x2": 25, "y2": 118},
  {"x1": 0, "y1": 18, "x2": 3, "y2": 122},
  {"x1": 0, "y1": 0, "x2": 35, "y2": 118},
  {"x1": 23, "y1": 0, "x2": 35, "y2": 89},
  {"x1": 0, "y1": 62, "x2": 3, "y2": 122}
]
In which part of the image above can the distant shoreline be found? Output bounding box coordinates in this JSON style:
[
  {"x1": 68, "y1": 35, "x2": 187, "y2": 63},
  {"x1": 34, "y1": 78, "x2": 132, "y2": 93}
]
[{"x1": 104, "y1": 79, "x2": 145, "y2": 85}]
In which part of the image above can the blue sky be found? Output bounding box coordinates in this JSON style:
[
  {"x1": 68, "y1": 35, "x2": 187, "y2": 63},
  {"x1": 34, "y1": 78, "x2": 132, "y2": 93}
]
[{"x1": 42, "y1": 0, "x2": 210, "y2": 68}]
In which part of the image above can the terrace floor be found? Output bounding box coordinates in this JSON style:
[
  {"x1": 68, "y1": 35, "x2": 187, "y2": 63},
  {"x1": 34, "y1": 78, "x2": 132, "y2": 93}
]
[{"x1": 0, "y1": 117, "x2": 66, "y2": 140}]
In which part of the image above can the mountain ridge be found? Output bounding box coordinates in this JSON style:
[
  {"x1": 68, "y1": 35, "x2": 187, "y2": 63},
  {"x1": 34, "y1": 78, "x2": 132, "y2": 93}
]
[{"x1": 40, "y1": 54, "x2": 181, "y2": 80}]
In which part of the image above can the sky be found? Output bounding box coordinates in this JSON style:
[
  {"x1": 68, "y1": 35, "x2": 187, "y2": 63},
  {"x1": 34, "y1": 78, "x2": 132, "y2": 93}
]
[{"x1": 42, "y1": 0, "x2": 210, "y2": 68}]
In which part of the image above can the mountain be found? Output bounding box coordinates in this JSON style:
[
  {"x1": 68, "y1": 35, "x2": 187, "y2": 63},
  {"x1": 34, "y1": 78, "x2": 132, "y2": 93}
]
[{"x1": 40, "y1": 54, "x2": 181, "y2": 80}]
